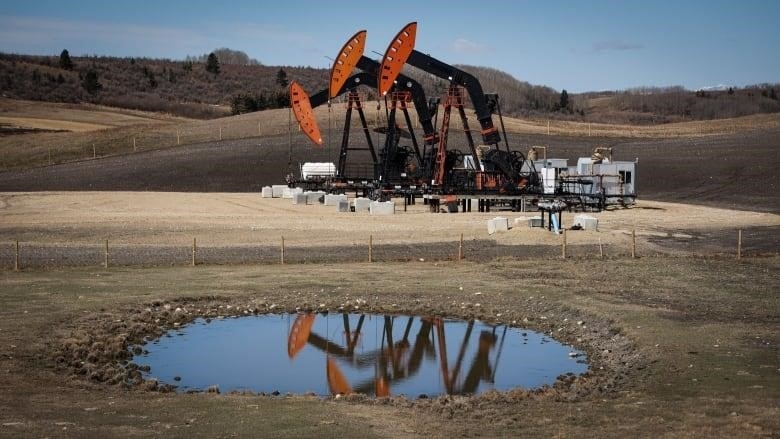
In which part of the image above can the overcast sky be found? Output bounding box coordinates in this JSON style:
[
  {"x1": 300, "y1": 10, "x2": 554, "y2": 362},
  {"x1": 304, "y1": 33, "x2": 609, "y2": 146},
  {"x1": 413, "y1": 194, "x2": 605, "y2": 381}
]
[{"x1": 1, "y1": 0, "x2": 778, "y2": 92}]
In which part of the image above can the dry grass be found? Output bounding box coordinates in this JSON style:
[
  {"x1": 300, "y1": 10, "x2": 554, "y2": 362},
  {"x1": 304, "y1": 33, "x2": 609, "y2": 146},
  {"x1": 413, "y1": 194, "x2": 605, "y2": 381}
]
[{"x1": 1, "y1": 98, "x2": 779, "y2": 171}]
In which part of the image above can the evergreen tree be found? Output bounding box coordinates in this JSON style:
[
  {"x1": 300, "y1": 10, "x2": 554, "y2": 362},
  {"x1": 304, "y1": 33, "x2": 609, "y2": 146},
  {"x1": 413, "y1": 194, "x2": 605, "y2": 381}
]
[
  {"x1": 206, "y1": 53, "x2": 220, "y2": 75},
  {"x1": 59, "y1": 49, "x2": 73, "y2": 70},
  {"x1": 559, "y1": 89, "x2": 569, "y2": 111},
  {"x1": 276, "y1": 68, "x2": 288, "y2": 87},
  {"x1": 81, "y1": 69, "x2": 102, "y2": 94}
]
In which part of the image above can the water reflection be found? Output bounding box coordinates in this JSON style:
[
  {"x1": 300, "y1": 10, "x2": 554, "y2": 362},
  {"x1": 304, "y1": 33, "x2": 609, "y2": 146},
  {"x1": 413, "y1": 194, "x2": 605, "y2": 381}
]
[{"x1": 134, "y1": 313, "x2": 587, "y2": 397}]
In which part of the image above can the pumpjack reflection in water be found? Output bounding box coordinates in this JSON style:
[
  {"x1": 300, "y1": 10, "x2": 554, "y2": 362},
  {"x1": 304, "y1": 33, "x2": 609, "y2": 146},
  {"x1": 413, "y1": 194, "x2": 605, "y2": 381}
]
[{"x1": 287, "y1": 313, "x2": 508, "y2": 397}]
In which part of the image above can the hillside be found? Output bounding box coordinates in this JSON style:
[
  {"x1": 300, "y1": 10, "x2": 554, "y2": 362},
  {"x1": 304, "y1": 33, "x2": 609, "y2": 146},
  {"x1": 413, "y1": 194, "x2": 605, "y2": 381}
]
[
  {"x1": 1, "y1": 52, "x2": 778, "y2": 124},
  {"x1": 0, "y1": 52, "x2": 328, "y2": 119}
]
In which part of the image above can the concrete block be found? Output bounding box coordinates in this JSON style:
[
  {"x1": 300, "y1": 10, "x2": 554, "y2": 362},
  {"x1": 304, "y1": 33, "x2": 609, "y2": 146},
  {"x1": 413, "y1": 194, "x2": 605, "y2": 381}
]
[
  {"x1": 293, "y1": 193, "x2": 308, "y2": 205},
  {"x1": 573, "y1": 214, "x2": 598, "y2": 230},
  {"x1": 370, "y1": 201, "x2": 395, "y2": 215},
  {"x1": 324, "y1": 194, "x2": 347, "y2": 206},
  {"x1": 352, "y1": 197, "x2": 371, "y2": 212},
  {"x1": 261, "y1": 186, "x2": 273, "y2": 198},
  {"x1": 305, "y1": 191, "x2": 325, "y2": 204},
  {"x1": 529, "y1": 217, "x2": 544, "y2": 228},
  {"x1": 487, "y1": 217, "x2": 509, "y2": 235},
  {"x1": 337, "y1": 200, "x2": 350, "y2": 212},
  {"x1": 271, "y1": 185, "x2": 287, "y2": 198},
  {"x1": 283, "y1": 187, "x2": 303, "y2": 199}
]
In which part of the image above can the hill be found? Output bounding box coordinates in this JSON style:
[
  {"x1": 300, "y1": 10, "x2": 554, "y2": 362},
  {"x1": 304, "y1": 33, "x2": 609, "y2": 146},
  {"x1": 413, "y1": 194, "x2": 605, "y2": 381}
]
[
  {"x1": 0, "y1": 52, "x2": 327, "y2": 119},
  {"x1": 1, "y1": 51, "x2": 778, "y2": 124}
]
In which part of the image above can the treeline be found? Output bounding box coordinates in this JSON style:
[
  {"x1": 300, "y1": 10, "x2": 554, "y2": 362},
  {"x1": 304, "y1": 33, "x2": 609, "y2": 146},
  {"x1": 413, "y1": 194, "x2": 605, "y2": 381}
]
[
  {"x1": 603, "y1": 85, "x2": 780, "y2": 123},
  {"x1": 1, "y1": 49, "x2": 778, "y2": 123},
  {"x1": 0, "y1": 50, "x2": 325, "y2": 119}
]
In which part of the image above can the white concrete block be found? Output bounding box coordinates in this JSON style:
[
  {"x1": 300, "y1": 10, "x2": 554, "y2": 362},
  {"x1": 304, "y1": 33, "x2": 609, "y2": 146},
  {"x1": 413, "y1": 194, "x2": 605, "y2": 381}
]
[
  {"x1": 352, "y1": 197, "x2": 371, "y2": 212},
  {"x1": 337, "y1": 200, "x2": 350, "y2": 212},
  {"x1": 261, "y1": 186, "x2": 273, "y2": 198},
  {"x1": 324, "y1": 194, "x2": 347, "y2": 206},
  {"x1": 283, "y1": 187, "x2": 303, "y2": 199},
  {"x1": 305, "y1": 191, "x2": 325, "y2": 204},
  {"x1": 528, "y1": 216, "x2": 544, "y2": 228},
  {"x1": 487, "y1": 217, "x2": 509, "y2": 235},
  {"x1": 573, "y1": 214, "x2": 598, "y2": 230},
  {"x1": 293, "y1": 193, "x2": 308, "y2": 205},
  {"x1": 370, "y1": 201, "x2": 395, "y2": 215},
  {"x1": 271, "y1": 185, "x2": 287, "y2": 198}
]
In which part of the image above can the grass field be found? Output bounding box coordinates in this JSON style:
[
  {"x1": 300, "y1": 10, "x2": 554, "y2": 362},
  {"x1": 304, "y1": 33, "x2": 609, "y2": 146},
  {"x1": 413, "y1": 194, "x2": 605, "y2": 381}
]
[
  {"x1": 2, "y1": 98, "x2": 779, "y2": 171},
  {"x1": 1, "y1": 257, "x2": 777, "y2": 437},
  {"x1": 0, "y1": 98, "x2": 778, "y2": 437}
]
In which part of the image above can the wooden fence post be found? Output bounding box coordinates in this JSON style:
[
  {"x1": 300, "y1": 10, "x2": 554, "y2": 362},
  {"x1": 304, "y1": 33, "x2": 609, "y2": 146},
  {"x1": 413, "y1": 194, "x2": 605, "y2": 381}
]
[
  {"x1": 458, "y1": 233, "x2": 464, "y2": 261},
  {"x1": 14, "y1": 240, "x2": 19, "y2": 271},
  {"x1": 562, "y1": 229, "x2": 567, "y2": 259},
  {"x1": 737, "y1": 229, "x2": 742, "y2": 260},
  {"x1": 192, "y1": 237, "x2": 197, "y2": 266},
  {"x1": 631, "y1": 228, "x2": 636, "y2": 258},
  {"x1": 369, "y1": 235, "x2": 373, "y2": 263},
  {"x1": 133, "y1": 137, "x2": 137, "y2": 152},
  {"x1": 92, "y1": 144, "x2": 96, "y2": 158},
  {"x1": 104, "y1": 238, "x2": 109, "y2": 269},
  {"x1": 599, "y1": 237, "x2": 604, "y2": 259},
  {"x1": 176, "y1": 129, "x2": 180, "y2": 145},
  {"x1": 281, "y1": 236, "x2": 285, "y2": 264},
  {"x1": 219, "y1": 126, "x2": 222, "y2": 141}
]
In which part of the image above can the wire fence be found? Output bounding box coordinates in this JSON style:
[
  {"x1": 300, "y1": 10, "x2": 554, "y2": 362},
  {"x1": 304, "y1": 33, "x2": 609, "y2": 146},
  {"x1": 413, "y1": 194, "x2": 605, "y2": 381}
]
[{"x1": 1, "y1": 227, "x2": 775, "y2": 271}]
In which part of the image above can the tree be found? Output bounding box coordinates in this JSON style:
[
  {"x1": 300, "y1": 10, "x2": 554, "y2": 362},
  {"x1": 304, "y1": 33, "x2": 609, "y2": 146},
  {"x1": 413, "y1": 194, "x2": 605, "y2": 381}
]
[
  {"x1": 81, "y1": 69, "x2": 102, "y2": 94},
  {"x1": 276, "y1": 68, "x2": 288, "y2": 87},
  {"x1": 559, "y1": 89, "x2": 569, "y2": 111},
  {"x1": 59, "y1": 49, "x2": 73, "y2": 70},
  {"x1": 771, "y1": 88, "x2": 778, "y2": 100},
  {"x1": 206, "y1": 52, "x2": 220, "y2": 75}
]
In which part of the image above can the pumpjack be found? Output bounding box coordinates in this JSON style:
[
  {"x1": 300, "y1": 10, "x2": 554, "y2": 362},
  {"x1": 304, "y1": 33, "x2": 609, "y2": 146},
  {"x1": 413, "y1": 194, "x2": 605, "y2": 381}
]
[
  {"x1": 290, "y1": 30, "x2": 440, "y2": 196},
  {"x1": 290, "y1": 23, "x2": 539, "y2": 199},
  {"x1": 378, "y1": 22, "x2": 539, "y2": 195}
]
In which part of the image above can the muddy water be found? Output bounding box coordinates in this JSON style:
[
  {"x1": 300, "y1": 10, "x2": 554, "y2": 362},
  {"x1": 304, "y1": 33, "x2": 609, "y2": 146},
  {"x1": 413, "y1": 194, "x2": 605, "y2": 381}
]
[{"x1": 132, "y1": 313, "x2": 588, "y2": 396}]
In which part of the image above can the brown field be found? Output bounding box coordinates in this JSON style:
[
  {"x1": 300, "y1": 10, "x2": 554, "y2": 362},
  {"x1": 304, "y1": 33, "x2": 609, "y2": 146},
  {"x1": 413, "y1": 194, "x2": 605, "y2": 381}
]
[
  {"x1": 1, "y1": 98, "x2": 779, "y2": 171},
  {"x1": 0, "y1": 100, "x2": 778, "y2": 437}
]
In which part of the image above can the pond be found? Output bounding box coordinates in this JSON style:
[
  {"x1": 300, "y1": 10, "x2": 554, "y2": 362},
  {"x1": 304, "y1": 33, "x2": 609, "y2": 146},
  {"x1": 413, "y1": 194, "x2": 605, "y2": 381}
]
[{"x1": 132, "y1": 313, "x2": 588, "y2": 397}]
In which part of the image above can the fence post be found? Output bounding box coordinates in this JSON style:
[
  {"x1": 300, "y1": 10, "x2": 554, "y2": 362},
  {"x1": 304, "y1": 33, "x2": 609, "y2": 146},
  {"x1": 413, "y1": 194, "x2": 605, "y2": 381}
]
[
  {"x1": 219, "y1": 126, "x2": 222, "y2": 141},
  {"x1": 458, "y1": 233, "x2": 464, "y2": 261},
  {"x1": 133, "y1": 137, "x2": 137, "y2": 152},
  {"x1": 281, "y1": 236, "x2": 285, "y2": 264},
  {"x1": 737, "y1": 229, "x2": 742, "y2": 260},
  {"x1": 258, "y1": 121, "x2": 262, "y2": 136},
  {"x1": 369, "y1": 235, "x2": 373, "y2": 263},
  {"x1": 192, "y1": 237, "x2": 197, "y2": 266},
  {"x1": 176, "y1": 129, "x2": 180, "y2": 145},
  {"x1": 14, "y1": 240, "x2": 19, "y2": 271},
  {"x1": 104, "y1": 238, "x2": 109, "y2": 269},
  {"x1": 547, "y1": 120, "x2": 550, "y2": 135},
  {"x1": 92, "y1": 144, "x2": 96, "y2": 158},
  {"x1": 599, "y1": 237, "x2": 604, "y2": 259},
  {"x1": 631, "y1": 228, "x2": 636, "y2": 258},
  {"x1": 562, "y1": 229, "x2": 567, "y2": 259}
]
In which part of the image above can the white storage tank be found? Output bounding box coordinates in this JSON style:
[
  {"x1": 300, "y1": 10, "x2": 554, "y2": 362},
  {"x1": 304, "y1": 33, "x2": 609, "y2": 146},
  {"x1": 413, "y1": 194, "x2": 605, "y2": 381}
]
[{"x1": 300, "y1": 162, "x2": 336, "y2": 180}]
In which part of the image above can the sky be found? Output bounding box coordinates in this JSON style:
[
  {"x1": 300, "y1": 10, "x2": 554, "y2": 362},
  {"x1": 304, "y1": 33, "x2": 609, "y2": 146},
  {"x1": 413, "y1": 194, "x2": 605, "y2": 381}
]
[{"x1": 1, "y1": 0, "x2": 778, "y2": 93}]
